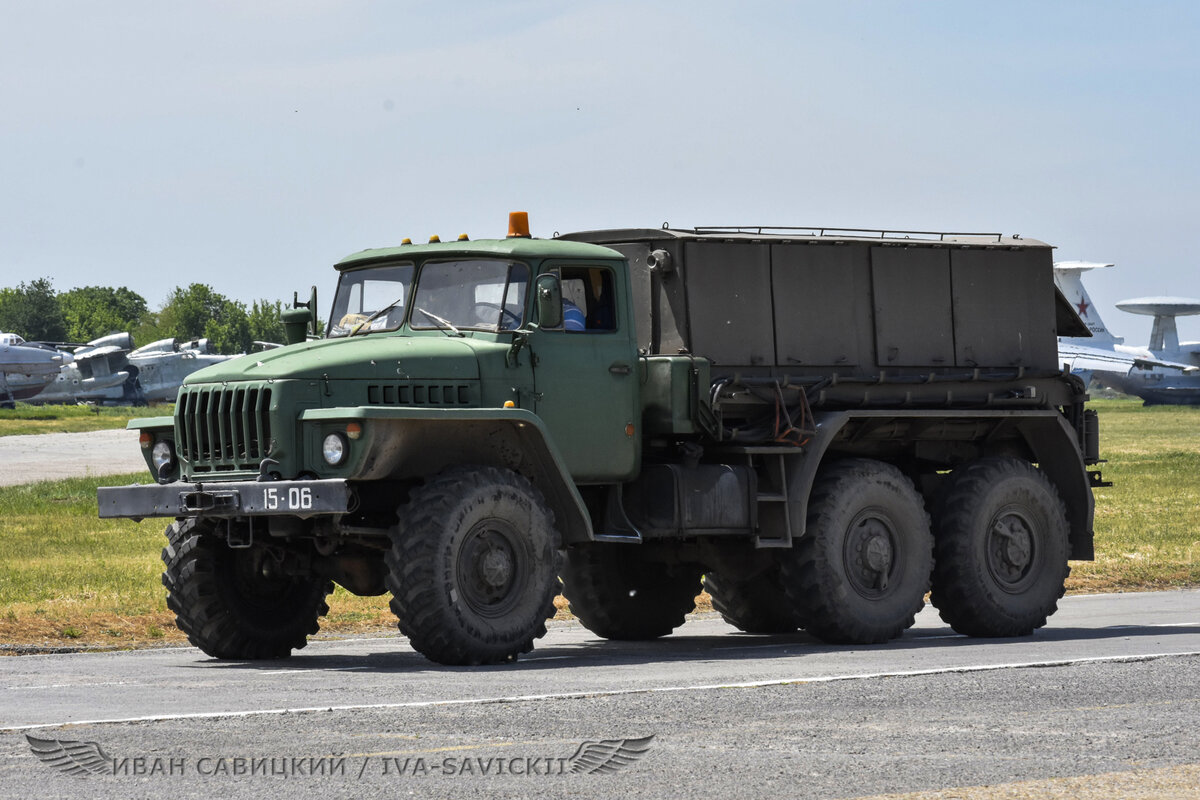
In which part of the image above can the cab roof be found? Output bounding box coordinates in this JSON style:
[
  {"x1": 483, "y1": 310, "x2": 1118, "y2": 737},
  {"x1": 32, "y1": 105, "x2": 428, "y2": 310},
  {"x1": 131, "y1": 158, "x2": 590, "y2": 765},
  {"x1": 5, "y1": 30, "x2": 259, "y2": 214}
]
[{"x1": 335, "y1": 236, "x2": 622, "y2": 271}]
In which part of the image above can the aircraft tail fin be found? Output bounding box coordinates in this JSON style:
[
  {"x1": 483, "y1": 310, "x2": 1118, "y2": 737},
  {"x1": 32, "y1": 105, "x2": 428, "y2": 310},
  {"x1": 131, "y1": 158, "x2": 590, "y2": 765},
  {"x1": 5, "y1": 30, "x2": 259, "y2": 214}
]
[{"x1": 1053, "y1": 261, "x2": 1120, "y2": 344}]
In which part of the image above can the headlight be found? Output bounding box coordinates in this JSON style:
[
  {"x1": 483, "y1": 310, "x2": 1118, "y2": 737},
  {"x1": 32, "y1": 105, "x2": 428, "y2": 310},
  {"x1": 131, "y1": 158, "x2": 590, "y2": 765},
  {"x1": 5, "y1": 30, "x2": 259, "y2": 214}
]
[
  {"x1": 151, "y1": 440, "x2": 176, "y2": 473},
  {"x1": 322, "y1": 433, "x2": 349, "y2": 466}
]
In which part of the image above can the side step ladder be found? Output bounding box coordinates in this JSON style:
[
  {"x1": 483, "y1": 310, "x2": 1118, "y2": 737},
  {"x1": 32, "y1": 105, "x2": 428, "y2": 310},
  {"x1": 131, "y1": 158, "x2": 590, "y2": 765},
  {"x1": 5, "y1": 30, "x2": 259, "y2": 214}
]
[{"x1": 751, "y1": 450, "x2": 792, "y2": 549}]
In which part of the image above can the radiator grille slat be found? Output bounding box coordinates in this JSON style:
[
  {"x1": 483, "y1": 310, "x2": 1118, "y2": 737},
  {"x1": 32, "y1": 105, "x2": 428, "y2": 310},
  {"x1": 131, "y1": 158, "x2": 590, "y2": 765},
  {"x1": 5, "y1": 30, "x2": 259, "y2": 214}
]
[{"x1": 176, "y1": 384, "x2": 272, "y2": 473}]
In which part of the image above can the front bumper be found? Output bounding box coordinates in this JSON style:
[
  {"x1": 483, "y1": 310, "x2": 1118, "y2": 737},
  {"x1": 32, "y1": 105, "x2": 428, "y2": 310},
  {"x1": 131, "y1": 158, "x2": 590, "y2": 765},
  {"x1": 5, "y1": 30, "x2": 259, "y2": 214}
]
[{"x1": 98, "y1": 479, "x2": 351, "y2": 520}]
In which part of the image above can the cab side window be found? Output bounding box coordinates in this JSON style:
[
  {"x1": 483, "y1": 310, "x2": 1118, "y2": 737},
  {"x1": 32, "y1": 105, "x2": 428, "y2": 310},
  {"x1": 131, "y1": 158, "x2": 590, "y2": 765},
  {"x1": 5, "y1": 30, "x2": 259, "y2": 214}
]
[{"x1": 558, "y1": 266, "x2": 616, "y2": 332}]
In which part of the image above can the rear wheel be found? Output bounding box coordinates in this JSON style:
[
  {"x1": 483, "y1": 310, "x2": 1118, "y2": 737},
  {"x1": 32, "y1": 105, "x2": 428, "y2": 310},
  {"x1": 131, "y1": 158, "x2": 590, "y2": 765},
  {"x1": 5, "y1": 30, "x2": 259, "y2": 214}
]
[
  {"x1": 781, "y1": 459, "x2": 933, "y2": 644},
  {"x1": 705, "y1": 566, "x2": 804, "y2": 634},
  {"x1": 385, "y1": 466, "x2": 562, "y2": 665},
  {"x1": 931, "y1": 457, "x2": 1070, "y2": 637},
  {"x1": 561, "y1": 544, "x2": 701, "y2": 640},
  {"x1": 161, "y1": 519, "x2": 332, "y2": 659}
]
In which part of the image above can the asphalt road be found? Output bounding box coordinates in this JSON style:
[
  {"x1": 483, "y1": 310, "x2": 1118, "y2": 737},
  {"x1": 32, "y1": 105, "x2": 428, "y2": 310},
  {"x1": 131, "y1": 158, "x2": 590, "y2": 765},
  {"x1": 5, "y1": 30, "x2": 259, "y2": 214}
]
[
  {"x1": 1, "y1": 591, "x2": 1197, "y2": 799},
  {"x1": 0, "y1": 429, "x2": 145, "y2": 486}
]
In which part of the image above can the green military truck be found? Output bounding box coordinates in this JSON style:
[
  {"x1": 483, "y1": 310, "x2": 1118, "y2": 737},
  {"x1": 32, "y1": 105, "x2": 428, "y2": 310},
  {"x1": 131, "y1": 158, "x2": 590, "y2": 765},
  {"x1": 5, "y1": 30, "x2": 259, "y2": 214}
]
[{"x1": 99, "y1": 213, "x2": 1103, "y2": 665}]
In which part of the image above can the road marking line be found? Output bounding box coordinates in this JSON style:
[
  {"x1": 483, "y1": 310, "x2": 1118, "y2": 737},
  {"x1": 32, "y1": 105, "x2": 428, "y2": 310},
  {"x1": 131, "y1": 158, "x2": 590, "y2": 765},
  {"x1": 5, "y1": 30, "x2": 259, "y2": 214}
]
[
  {"x1": 4, "y1": 649, "x2": 1199, "y2": 732},
  {"x1": 913, "y1": 634, "x2": 967, "y2": 640},
  {"x1": 256, "y1": 666, "x2": 373, "y2": 675},
  {"x1": 5, "y1": 681, "x2": 144, "y2": 692},
  {"x1": 711, "y1": 643, "x2": 804, "y2": 652},
  {"x1": 712, "y1": 633, "x2": 969, "y2": 650}
]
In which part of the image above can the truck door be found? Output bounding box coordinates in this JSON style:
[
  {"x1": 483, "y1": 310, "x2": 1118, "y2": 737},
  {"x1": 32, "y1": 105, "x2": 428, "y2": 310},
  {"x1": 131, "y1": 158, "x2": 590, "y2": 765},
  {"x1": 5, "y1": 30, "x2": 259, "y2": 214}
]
[{"x1": 527, "y1": 262, "x2": 640, "y2": 483}]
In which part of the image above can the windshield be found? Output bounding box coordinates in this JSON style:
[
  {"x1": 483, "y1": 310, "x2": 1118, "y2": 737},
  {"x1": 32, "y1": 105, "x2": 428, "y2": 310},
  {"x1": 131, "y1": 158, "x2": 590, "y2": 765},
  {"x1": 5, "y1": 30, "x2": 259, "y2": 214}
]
[
  {"x1": 410, "y1": 259, "x2": 529, "y2": 332},
  {"x1": 327, "y1": 263, "x2": 414, "y2": 338}
]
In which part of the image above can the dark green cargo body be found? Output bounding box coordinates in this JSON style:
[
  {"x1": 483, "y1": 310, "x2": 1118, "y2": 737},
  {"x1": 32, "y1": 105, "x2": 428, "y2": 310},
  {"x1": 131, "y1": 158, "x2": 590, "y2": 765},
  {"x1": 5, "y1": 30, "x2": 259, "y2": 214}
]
[{"x1": 558, "y1": 227, "x2": 1064, "y2": 373}]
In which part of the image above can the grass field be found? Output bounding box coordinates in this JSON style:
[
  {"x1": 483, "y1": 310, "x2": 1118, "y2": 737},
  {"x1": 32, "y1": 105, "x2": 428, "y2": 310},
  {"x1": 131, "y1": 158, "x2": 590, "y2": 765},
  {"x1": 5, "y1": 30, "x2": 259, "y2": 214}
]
[
  {"x1": 1069, "y1": 399, "x2": 1200, "y2": 591},
  {"x1": 0, "y1": 398, "x2": 1195, "y2": 651},
  {"x1": 0, "y1": 403, "x2": 172, "y2": 436}
]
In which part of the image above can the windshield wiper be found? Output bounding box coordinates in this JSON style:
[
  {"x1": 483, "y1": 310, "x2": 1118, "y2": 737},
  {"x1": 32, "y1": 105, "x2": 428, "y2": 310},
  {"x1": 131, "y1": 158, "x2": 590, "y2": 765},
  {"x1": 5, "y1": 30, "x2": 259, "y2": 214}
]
[
  {"x1": 416, "y1": 308, "x2": 464, "y2": 337},
  {"x1": 350, "y1": 294, "x2": 406, "y2": 337}
]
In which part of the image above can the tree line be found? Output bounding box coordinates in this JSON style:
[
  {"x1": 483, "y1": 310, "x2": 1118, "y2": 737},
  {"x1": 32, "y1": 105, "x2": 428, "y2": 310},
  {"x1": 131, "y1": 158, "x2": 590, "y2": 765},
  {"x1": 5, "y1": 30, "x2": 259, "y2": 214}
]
[{"x1": 0, "y1": 278, "x2": 289, "y2": 354}]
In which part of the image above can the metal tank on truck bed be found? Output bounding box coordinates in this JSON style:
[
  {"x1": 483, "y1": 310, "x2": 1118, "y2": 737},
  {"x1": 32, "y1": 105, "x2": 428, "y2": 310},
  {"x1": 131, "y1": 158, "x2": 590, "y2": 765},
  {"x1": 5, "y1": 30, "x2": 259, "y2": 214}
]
[{"x1": 99, "y1": 214, "x2": 1103, "y2": 664}]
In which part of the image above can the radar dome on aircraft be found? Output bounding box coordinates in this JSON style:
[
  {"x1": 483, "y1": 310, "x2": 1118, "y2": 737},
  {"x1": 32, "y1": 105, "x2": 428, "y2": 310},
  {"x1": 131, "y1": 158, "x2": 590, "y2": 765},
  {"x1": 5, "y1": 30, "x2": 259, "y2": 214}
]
[
  {"x1": 1115, "y1": 296, "x2": 1200, "y2": 353},
  {"x1": 1115, "y1": 297, "x2": 1200, "y2": 317}
]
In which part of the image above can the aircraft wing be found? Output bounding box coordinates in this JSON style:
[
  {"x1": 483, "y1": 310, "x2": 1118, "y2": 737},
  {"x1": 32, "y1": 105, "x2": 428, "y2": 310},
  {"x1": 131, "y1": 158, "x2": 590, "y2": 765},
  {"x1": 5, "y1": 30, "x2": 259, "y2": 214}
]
[{"x1": 1059, "y1": 342, "x2": 1199, "y2": 375}]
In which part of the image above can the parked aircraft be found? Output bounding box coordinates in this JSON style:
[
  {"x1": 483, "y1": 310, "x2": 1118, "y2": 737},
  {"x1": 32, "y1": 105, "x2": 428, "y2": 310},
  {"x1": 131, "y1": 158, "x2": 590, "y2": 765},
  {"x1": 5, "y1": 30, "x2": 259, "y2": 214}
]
[
  {"x1": 1055, "y1": 262, "x2": 1200, "y2": 405},
  {"x1": 0, "y1": 332, "x2": 65, "y2": 408},
  {"x1": 27, "y1": 334, "x2": 239, "y2": 406},
  {"x1": 28, "y1": 332, "x2": 138, "y2": 405},
  {"x1": 127, "y1": 337, "x2": 235, "y2": 403}
]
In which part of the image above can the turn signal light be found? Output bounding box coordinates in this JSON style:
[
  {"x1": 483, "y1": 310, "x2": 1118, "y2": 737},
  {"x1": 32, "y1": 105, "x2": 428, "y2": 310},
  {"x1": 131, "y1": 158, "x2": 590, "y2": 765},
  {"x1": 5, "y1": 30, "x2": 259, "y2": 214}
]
[{"x1": 346, "y1": 422, "x2": 363, "y2": 440}]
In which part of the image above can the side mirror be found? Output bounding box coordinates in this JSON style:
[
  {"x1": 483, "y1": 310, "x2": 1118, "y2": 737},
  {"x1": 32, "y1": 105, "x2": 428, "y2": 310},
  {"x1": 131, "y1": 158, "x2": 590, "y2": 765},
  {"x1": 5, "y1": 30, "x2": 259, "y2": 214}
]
[
  {"x1": 294, "y1": 286, "x2": 319, "y2": 337},
  {"x1": 281, "y1": 308, "x2": 313, "y2": 345},
  {"x1": 535, "y1": 274, "x2": 563, "y2": 329}
]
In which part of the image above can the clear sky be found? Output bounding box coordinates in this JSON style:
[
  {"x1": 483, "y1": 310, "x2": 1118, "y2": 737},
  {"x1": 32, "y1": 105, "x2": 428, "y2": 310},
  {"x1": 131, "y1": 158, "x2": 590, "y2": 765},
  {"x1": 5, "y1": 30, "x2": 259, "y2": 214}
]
[{"x1": 2, "y1": 1, "x2": 1198, "y2": 341}]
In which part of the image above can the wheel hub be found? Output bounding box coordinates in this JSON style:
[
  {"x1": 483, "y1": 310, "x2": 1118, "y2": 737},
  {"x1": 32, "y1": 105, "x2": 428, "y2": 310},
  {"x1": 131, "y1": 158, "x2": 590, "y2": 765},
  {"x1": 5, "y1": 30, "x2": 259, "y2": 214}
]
[
  {"x1": 846, "y1": 515, "x2": 896, "y2": 596},
  {"x1": 456, "y1": 522, "x2": 525, "y2": 617},
  {"x1": 864, "y1": 532, "x2": 894, "y2": 575},
  {"x1": 988, "y1": 512, "x2": 1035, "y2": 585},
  {"x1": 479, "y1": 547, "x2": 514, "y2": 589}
]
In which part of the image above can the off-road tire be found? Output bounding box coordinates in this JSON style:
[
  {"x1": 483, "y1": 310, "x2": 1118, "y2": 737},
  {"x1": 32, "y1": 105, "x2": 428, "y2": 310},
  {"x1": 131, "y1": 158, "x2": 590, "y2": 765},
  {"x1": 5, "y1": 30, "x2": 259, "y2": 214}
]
[
  {"x1": 385, "y1": 466, "x2": 562, "y2": 666},
  {"x1": 705, "y1": 567, "x2": 804, "y2": 634},
  {"x1": 780, "y1": 459, "x2": 933, "y2": 644},
  {"x1": 161, "y1": 518, "x2": 332, "y2": 659},
  {"x1": 930, "y1": 457, "x2": 1070, "y2": 637},
  {"x1": 561, "y1": 543, "x2": 701, "y2": 640}
]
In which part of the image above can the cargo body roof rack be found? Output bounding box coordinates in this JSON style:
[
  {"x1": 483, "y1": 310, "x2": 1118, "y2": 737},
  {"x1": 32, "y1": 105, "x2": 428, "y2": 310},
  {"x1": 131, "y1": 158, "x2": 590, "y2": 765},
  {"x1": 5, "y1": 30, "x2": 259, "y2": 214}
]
[{"x1": 689, "y1": 225, "x2": 1007, "y2": 243}]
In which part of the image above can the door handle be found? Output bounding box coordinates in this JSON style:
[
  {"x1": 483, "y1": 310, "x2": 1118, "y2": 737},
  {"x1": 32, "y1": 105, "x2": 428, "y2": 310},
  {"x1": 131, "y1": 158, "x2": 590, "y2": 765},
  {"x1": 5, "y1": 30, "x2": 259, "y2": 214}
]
[{"x1": 609, "y1": 362, "x2": 631, "y2": 375}]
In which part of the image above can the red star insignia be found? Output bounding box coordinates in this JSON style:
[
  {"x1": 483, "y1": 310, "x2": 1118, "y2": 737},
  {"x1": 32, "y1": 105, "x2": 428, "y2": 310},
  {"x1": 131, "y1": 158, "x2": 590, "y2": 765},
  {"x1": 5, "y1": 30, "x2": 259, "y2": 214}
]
[{"x1": 1076, "y1": 298, "x2": 1089, "y2": 317}]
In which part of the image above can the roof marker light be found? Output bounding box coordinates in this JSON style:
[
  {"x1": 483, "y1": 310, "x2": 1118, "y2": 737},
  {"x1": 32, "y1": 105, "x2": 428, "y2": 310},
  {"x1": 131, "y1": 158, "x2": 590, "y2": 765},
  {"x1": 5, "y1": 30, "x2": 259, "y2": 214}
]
[
  {"x1": 401, "y1": 238, "x2": 412, "y2": 245},
  {"x1": 458, "y1": 233, "x2": 469, "y2": 241},
  {"x1": 507, "y1": 211, "x2": 531, "y2": 239},
  {"x1": 429, "y1": 234, "x2": 441, "y2": 243}
]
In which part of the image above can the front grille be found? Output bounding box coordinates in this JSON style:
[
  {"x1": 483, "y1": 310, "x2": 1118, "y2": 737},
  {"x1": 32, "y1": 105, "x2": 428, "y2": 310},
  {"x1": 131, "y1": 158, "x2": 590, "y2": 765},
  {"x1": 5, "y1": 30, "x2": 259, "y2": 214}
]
[
  {"x1": 367, "y1": 383, "x2": 473, "y2": 406},
  {"x1": 177, "y1": 384, "x2": 272, "y2": 472}
]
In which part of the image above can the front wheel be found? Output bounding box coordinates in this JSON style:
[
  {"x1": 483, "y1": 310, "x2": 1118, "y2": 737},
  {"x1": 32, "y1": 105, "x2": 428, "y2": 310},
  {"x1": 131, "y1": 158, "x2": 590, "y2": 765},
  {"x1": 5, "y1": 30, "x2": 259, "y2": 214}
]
[
  {"x1": 161, "y1": 519, "x2": 332, "y2": 659},
  {"x1": 385, "y1": 466, "x2": 562, "y2": 665},
  {"x1": 930, "y1": 457, "x2": 1070, "y2": 637}
]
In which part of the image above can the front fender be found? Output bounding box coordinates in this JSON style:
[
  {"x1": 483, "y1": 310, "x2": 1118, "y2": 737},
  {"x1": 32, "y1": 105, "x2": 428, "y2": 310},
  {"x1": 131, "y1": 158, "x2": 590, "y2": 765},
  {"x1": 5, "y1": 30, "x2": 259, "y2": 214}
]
[{"x1": 300, "y1": 407, "x2": 593, "y2": 544}]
